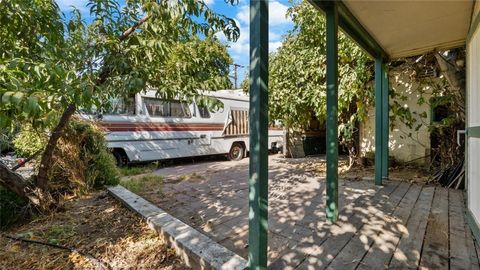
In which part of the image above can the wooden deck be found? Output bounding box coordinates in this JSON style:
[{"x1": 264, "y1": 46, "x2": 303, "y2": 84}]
[{"x1": 271, "y1": 181, "x2": 480, "y2": 270}]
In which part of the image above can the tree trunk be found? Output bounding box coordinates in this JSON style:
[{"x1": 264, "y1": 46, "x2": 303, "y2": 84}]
[
  {"x1": 35, "y1": 103, "x2": 76, "y2": 190},
  {"x1": 283, "y1": 128, "x2": 290, "y2": 158},
  {"x1": 0, "y1": 162, "x2": 54, "y2": 212},
  {"x1": 347, "y1": 140, "x2": 356, "y2": 170}
]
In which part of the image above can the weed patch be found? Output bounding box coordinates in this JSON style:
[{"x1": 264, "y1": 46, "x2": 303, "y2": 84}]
[
  {"x1": 119, "y1": 163, "x2": 158, "y2": 176},
  {"x1": 120, "y1": 175, "x2": 164, "y2": 194}
]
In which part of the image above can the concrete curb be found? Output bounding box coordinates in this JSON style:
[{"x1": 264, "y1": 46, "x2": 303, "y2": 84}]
[{"x1": 107, "y1": 185, "x2": 248, "y2": 270}]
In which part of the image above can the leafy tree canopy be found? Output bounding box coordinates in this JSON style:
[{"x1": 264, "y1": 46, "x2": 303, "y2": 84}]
[
  {"x1": 265, "y1": 1, "x2": 374, "y2": 136},
  {"x1": 0, "y1": 0, "x2": 238, "y2": 130},
  {"x1": 0, "y1": 0, "x2": 239, "y2": 209}
]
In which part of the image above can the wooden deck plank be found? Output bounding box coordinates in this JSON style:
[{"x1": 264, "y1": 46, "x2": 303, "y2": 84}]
[
  {"x1": 337, "y1": 180, "x2": 378, "y2": 213},
  {"x1": 474, "y1": 240, "x2": 480, "y2": 268},
  {"x1": 292, "y1": 181, "x2": 400, "y2": 269},
  {"x1": 465, "y1": 234, "x2": 480, "y2": 270},
  {"x1": 460, "y1": 191, "x2": 480, "y2": 270},
  {"x1": 419, "y1": 187, "x2": 449, "y2": 270},
  {"x1": 389, "y1": 186, "x2": 435, "y2": 269},
  {"x1": 296, "y1": 182, "x2": 409, "y2": 270},
  {"x1": 353, "y1": 184, "x2": 423, "y2": 270},
  {"x1": 276, "y1": 179, "x2": 373, "y2": 241},
  {"x1": 269, "y1": 181, "x2": 399, "y2": 269},
  {"x1": 449, "y1": 189, "x2": 475, "y2": 270},
  {"x1": 326, "y1": 183, "x2": 419, "y2": 270}
]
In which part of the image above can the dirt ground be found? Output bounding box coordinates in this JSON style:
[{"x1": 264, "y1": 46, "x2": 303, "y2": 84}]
[
  {"x1": 0, "y1": 191, "x2": 188, "y2": 270},
  {"x1": 293, "y1": 156, "x2": 430, "y2": 184},
  {"x1": 122, "y1": 154, "x2": 430, "y2": 183}
]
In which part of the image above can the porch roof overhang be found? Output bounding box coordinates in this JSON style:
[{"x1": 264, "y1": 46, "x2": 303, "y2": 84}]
[{"x1": 309, "y1": 0, "x2": 474, "y2": 60}]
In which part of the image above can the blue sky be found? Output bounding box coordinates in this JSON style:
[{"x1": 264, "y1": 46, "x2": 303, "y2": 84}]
[{"x1": 55, "y1": 0, "x2": 294, "y2": 87}]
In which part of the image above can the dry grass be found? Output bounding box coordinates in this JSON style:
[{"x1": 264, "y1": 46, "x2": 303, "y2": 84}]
[
  {"x1": 0, "y1": 191, "x2": 187, "y2": 270},
  {"x1": 174, "y1": 173, "x2": 203, "y2": 182}
]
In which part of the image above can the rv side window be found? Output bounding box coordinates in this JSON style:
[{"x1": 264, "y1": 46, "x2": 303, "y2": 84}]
[
  {"x1": 170, "y1": 101, "x2": 192, "y2": 118},
  {"x1": 197, "y1": 105, "x2": 211, "y2": 118},
  {"x1": 104, "y1": 95, "x2": 135, "y2": 115},
  {"x1": 144, "y1": 98, "x2": 168, "y2": 117},
  {"x1": 143, "y1": 98, "x2": 192, "y2": 118}
]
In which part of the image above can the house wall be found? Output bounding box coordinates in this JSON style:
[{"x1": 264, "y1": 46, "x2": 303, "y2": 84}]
[
  {"x1": 359, "y1": 71, "x2": 434, "y2": 164},
  {"x1": 467, "y1": 4, "x2": 480, "y2": 236}
]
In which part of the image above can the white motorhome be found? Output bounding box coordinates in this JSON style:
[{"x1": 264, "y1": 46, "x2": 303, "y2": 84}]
[{"x1": 93, "y1": 90, "x2": 283, "y2": 165}]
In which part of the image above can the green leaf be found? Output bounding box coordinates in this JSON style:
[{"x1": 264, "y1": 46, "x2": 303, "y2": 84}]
[
  {"x1": 11, "y1": 92, "x2": 24, "y2": 105},
  {"x1": 1, "y1": 92, "x2": 14, "y2": 104},
  {"x1": 22, "y1": 95, "x2": 39, "y2": 116}
]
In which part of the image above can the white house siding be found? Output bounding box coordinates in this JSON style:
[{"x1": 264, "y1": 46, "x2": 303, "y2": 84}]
[
  {"x1": 467, "y1": 10, "x2": 480, "y2": 226},
  {"x1": 359, "y1": 72, "x2": 434, "y2": 164}
]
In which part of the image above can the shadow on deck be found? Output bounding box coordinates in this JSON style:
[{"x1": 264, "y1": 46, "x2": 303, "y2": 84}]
[{"x1": 135, "y1": 156, "x2": 480, "y2": 269}]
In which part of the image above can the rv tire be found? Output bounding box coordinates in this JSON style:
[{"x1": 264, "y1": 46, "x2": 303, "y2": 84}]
[
  {"x1": 228, "y1": 143, "x2": 245, "y2": 161},
  {"x1": 112, "y1": 149, "x2": 128, "y2": 167}
]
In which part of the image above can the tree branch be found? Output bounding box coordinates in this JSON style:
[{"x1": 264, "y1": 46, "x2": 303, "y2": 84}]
[
  {"x1": 0, "y1": 162, "x2": 53, "y2": 211},
  {"x1": 120, "y1": 15, "x2": 149, "y2": 42}
]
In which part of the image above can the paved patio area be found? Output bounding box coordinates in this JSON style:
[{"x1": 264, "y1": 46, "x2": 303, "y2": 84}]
[{"x1": 132, "y1": 155, "x2": 480, "y2": 269}]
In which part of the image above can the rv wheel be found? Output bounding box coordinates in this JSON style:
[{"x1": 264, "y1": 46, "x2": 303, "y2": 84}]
[
  {"x1": 112, "y1": 150, "x2": 127, "y2": 167},
  {"x1": 228, "y1": 143, "x2": 244, "y2": 161}
]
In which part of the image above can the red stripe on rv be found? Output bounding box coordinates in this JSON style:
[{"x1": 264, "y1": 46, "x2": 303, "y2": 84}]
[{"x1": 97, "y1": 122, "x2": 225, "y2": 132}]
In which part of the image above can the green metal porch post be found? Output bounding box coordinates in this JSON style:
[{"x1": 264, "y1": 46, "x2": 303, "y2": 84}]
[
  {"x1": 325, "y1": 2, "x2": 339, "y2": 222},
  {"x1": 248, "y1": 0, "x2": 268, "y2": 269},
  {"x1": 381, "y1": 65, "x2": 389, "y2": 179},
  {"x1": 374, "y1": 58, "x2": 383, "y2": 185}
]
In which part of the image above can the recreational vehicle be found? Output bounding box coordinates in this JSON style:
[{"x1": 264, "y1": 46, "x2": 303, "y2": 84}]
[{"x1": 91, "y1": 90, "x2": 283, "y2": 166}]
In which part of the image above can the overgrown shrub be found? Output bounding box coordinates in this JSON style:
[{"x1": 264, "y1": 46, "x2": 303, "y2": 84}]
[
  {"x1": 47, "y1": 119, "x2": 120, "y2": 195},
  {"x1": 1, "y1": 119, "x2": 119, "y2": 227},
  {"x1": 9, "y1": 119, "x2": 119, "y2": 197}
]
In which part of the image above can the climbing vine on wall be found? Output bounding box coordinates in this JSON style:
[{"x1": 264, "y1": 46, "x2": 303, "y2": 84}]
[{"x1": 388, "y1": 50, "x2": 466, "y2": 187}]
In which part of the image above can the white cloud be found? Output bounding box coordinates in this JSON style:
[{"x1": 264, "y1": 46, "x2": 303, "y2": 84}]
[
  {"x1": 231, "y1": 42, "x2": 249, "y2": 56},
  {"x1": 269, "y1": 31, "x2": 281, "y2": 41},
  {"x1": 269, "y1": 41, "x2": 283, "y2": 52},
  {"x1": 269, "y1": 1, "x2": 290, "y2": 26},
  {"x1": 203, "y1": 0, "x2": 215, "y2": 6},
  {"x1": 228, "y1": 30, "x2": 284, "y2": 59},
  {"x1": 229, "y1": 19, "x2": 249, "y2": 56},
  {"x1": 236, "y1": 5, "x2": 250, "y2": 25},
  {"x1": 55, "y1": 0, "x2": 89, "y2": 12},
  {"x1": 236, "y1": 1, "x2": 291, "y2": 26},
  {"x1": 228, "y1": 0, "x2": 290, "y2": 57}
]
